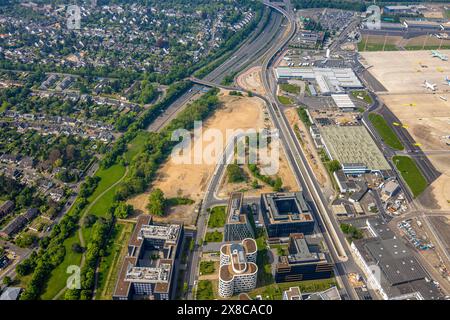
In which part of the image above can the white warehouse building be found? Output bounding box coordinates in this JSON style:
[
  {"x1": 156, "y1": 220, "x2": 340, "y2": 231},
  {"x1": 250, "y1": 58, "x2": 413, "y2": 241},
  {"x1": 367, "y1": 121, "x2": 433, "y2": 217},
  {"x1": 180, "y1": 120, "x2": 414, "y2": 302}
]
[{"x1": 218, "y1": 238, "x2": 258, "y2": 298}]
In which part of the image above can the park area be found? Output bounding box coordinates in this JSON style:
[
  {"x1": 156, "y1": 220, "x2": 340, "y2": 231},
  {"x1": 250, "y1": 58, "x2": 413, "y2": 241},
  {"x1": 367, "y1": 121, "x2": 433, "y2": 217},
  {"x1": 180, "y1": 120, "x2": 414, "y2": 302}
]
[{"x1": 39, "y1": 132, "x2": 148, "y2": 300}]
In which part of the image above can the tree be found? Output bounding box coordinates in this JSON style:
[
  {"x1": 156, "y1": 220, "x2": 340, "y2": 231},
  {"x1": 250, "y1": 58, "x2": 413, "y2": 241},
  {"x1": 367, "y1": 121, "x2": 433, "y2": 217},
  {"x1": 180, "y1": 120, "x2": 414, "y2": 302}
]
[
  {"x1": 72, "y1": 243, "x2": 84, "y2": 254},
  {"x1": 147, "y1": 189, "x2": 166, "y2": 216},
  {"x1": 226, "y1": 164, "x2": 245, "y2": 183},
  {"x1": 3, "y1": 276, "x2": 12, "y2": 286},
  {"x1": 113, "y1": 202, "x2": 134, "y2": 219},
  {"x1": 15, "y1": 233, "x2": 38, "y2": 248},
  {"x1": 327, "y1": 160, "x2": 341, "y2": 172},
  {"x1": 273, "y1": 177, "x2": 283, "y2": 192}
]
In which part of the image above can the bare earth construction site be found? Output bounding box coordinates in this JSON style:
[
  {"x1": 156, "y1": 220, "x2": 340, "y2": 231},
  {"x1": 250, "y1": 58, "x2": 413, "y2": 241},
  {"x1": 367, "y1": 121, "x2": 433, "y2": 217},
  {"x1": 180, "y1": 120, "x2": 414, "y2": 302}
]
[{"x1": 361, "y1": 50, "x2": 450, "y2": 210}]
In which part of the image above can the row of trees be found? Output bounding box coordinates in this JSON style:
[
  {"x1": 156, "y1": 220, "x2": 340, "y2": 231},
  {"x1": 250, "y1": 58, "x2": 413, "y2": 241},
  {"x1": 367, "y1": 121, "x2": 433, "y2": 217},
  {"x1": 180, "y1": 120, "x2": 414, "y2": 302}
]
[
  {"x1": 109, "y1": 88, "x2": 220, "y2": 203},
  {"x1": 62, "y1": 90, "x2": 221, "y2": 299},
  {"x1": 248, "y1": 163, "x2": 283, "y2": 192},
  {"x1": 292, "y1": 0, "x2": 367, "y2": 11}
]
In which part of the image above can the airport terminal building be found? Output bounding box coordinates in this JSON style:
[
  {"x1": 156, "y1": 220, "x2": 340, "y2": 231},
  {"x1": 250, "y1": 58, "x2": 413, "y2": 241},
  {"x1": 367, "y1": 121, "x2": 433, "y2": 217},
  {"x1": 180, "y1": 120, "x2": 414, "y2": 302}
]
[
  {"x1": 113, "y1": 215, "x2": 184, "y2": 300},
  {"x1": 275, "y1": 67, "x2": 363, "y2": 95},
  {"x1": 260, "y1": 192, "x2": 315, "y2": 238}
]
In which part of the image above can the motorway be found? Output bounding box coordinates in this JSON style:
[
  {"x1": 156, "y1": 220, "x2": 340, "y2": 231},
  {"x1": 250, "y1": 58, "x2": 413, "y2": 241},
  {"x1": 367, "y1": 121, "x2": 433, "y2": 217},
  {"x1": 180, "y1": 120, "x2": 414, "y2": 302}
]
[
  {"x1": 147, "y1": 6, "x2": 286, "y2": 133},
  {"x1": 259, "y1": 0, "x2": 360, "y2": 300},
  {"x1": 182, "y1": 4, "x2": 289, "y2": 299},
  {"x1": 186, "y1": 0, "x2": 361, "y2": 300}
]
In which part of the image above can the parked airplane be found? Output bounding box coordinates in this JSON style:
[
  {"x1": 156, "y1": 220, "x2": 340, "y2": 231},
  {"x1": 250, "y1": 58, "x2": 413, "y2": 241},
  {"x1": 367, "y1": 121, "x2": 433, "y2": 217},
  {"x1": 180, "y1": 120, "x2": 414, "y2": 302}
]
[
  {"x1": 423, "y1": 80, "x2": 437, "y2": 91},
  {"x1": 444, "y1": 76, "x2": 450, "y2": 86},
  {"x1": 431, "y1": 50, "x2": 448, "y2": 61}
]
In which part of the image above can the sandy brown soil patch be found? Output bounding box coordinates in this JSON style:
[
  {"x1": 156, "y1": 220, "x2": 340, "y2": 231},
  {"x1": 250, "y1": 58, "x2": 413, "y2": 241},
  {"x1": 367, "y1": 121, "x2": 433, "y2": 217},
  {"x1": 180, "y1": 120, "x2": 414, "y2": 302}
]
[
  {"x1": 127, "y1": 90, "x2": 270, "y2": 223},
  {"x1": 284, "y1": 107, "x2": 331, "y2": 190},
  {"x1": 236, "y1": 66, "x2": 266, "y2": 96}
]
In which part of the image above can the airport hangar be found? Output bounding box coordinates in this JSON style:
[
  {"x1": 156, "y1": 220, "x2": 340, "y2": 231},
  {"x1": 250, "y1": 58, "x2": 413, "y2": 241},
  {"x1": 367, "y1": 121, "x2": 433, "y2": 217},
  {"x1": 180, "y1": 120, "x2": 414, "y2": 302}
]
[{"x1": 275, "y1": 67, "x2": 363, "y2": 95}]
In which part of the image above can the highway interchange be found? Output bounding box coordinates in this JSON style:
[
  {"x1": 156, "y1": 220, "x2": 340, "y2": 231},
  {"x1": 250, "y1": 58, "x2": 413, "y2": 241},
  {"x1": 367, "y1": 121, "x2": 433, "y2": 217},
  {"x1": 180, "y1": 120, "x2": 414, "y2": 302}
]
[{"x1": 147, "y1": 5, "x2": 286, "y2": 133}]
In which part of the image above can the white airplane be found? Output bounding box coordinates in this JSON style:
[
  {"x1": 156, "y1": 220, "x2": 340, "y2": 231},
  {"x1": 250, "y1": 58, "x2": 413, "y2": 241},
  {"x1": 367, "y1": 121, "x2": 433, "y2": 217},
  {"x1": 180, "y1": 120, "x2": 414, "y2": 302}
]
[
  {"x1": 444, "y1": 76, "x2": 450, "y2": 86},
  {"x1": 423, "y1": 80, "x2": 437, "y2": 91},
  {"x1": 431, "y1": 50, "x2": 448, "y2": 61}
]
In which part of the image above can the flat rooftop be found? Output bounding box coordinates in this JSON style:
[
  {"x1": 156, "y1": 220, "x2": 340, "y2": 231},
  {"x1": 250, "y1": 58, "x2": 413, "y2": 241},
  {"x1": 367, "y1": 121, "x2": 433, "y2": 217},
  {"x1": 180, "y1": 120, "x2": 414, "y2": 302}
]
[
  {"x1": 320, "y1": 125, "x2": 390, "y2": 171},
  {"x1": 113, "y1": 215, "x2": 182, "y2": 298},
  {"x1": 275, "y1": 67, "x2": 363, "y2": 94},
  {"x1": 263, "y1": 192, "x2": 313, "y2": 224},
  {"x1": 219, "y1": 239, "x2": 258, "y2": 282},
  {"x1": 227, "y1": 192, "x2": 246, "y2": 224},
  {"x1": 138, "y1": 224, "x2": 181, "y2": 242}
]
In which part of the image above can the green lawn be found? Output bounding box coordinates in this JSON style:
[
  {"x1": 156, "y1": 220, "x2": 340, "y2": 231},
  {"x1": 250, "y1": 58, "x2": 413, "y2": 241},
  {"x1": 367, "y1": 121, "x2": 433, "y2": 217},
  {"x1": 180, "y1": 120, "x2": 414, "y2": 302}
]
[
  {"x1": 0, "y1": 102, "x2": 8, "y2": 113},
  {"x1": 393, "y1": 156, "x2": 428, "y2": 198},
  {"x1": 277, "y1": 95, "x2": 293, "y2": 105},
  {"x1": 199, "y1": 261, "x2": 215, "y2": 275},
  {"x1": 405, "y1": 45, "x2": 450, "y2": 51},
  {"x1": 124, "y1": 131, "x2": 150, "y2": 162},
  {"x1": 82, "y1": 163, "x2": 127, "y2": 244},
  {"x1": 40, "y1": 235, "x2": 83, "y2": 300},
  {"x1": 196, "y1": 280, "x2": 214, "y2": 300},
  {"x1": 248, "y1": 278, "x2": 338, "y2": 300},
  {"x1": 351, "y1": 90, "x2": 372, "y2": 104},
  {"x1": 368, "y1": 113, "x2": 404, "y2": 150},
  {"x1": 358, "y1": 40, "x2": 398, "y2": 52},
  {"x1": 40, "y1": 158, "x2": 127, "y2": 300},
  {"x1": 446, "y1": 10, "x2": 450, "y2": 19},
  {"x1": 207, "y1": 206, "x2": 226, "y2": 228},
  {"x1": 280, "y1": 83, "x2": 300, "y2": 95},
  {"x1": 204, "y1": 231, "x2": 223, "y2": 243}
]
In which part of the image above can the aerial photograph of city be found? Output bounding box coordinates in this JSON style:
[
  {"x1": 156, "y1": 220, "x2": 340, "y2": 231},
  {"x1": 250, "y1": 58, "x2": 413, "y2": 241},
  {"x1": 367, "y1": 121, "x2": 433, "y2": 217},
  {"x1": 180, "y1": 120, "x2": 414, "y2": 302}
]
[{"x1": 0, "y1": 0, "x2": 450, "y2": 313}]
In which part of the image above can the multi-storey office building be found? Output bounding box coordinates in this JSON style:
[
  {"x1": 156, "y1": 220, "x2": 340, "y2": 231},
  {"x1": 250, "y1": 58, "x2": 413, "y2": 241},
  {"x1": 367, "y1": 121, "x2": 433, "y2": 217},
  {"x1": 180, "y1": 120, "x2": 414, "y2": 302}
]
[
  {"x1": 218, "y1": 238, "x2": 258, "y2": 298},
  {"x1": 275, "y1": 233, "x2": 334, "y2": 283},
  {"x1": 260, "y1": 192, "x2": 315, "y2": 238},
  {"x1": 113, "y1": 215, "x2": 183, "y2": 300},
  {"x1": 224, "y1": 192, "x2": 254, "y2": 241}
]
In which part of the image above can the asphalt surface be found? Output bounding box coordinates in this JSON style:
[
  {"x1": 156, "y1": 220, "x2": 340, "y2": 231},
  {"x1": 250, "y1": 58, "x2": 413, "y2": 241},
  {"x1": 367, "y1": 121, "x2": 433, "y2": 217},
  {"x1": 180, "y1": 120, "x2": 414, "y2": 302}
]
[
  {"x1": 182, "y1": 5, "x2": 288, "y2": 299},
  {"x1": 377, "y1": 105, "x2": 441, "y2": 184},
  {"x1": 258, "y1": 0, "x2": 360, "y2": 300}
]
